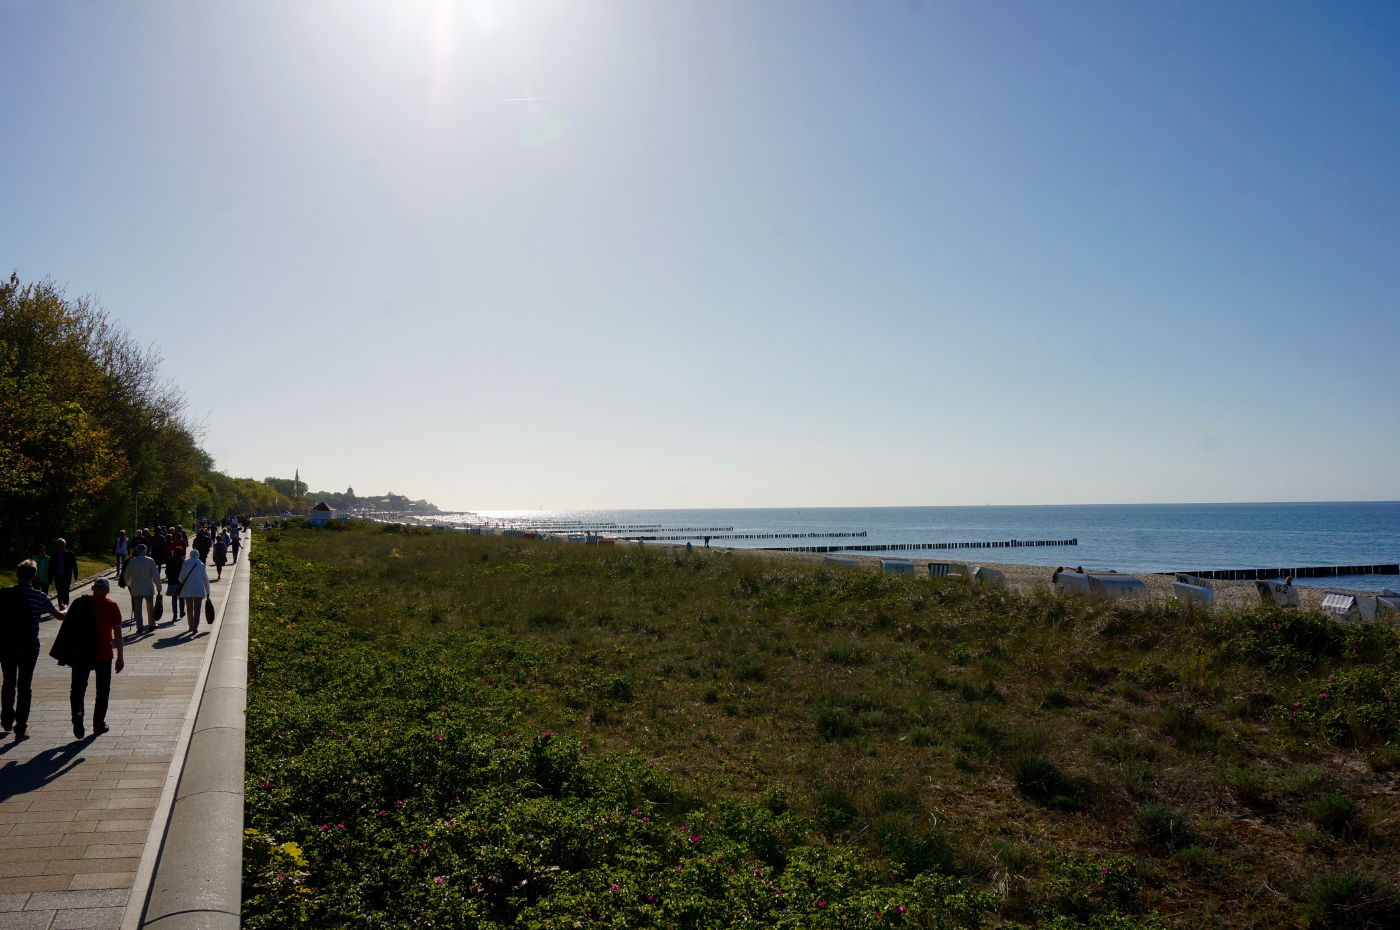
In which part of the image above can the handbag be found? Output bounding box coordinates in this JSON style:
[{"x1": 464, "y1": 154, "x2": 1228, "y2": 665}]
[
  {"x1": 205, "y1": 598, "x2": 216, "y2": 624},
  {"x1": 153, "y1": 594, "x2": 163, "y2": 620}
]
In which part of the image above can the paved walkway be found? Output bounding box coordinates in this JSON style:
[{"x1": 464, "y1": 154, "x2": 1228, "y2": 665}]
[{"x1": 0, "y1": 554, "x2": 243, "y2": 930}]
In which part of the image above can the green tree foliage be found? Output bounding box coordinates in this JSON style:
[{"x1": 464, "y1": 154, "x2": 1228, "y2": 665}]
[{"x1": 0, "y1": 274, "x2": 291, "y2": 556}]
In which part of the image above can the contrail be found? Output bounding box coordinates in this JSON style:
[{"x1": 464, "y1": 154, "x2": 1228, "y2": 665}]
[{"x1": 505, "y1": 96, "x2": 551, "y2": 103}]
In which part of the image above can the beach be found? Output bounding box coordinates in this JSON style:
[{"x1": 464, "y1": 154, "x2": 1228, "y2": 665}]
[{"x1": 727, "y1": 547, "x2": 1342, "y2": 610}]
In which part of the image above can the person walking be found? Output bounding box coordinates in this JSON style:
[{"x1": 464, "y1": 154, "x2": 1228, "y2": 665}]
[
  {"x1": 212, "y1": 530, "x2": 229, "y2": 581},
  {"x1": 175, "y1": 549, "x2": 210, "y2": 635},
  {"x1": 54, "y1": 578, "x2": 124, "y2": 738},
  {"x1": 0, "y1": 560, "x2": 65, "y2": 741},
  {"x1": 114, "y1": 530, "x2": 130, "y2": 577},
  {"x1": 125, "y1": 544, "x2": 161, "y2": 632},
  {"x1": 149, "y1": 527, "x2": 168, "y2": 571},
  {"x1": 230, "y1": 526, "x2": 242, "y2": 563},
  {"x1": 192, "y1": 526, "x2": 212, "y2": 564},
  {"x1": 33, "y1": 543, "x2": 52, "y2": 594},
  {"x1": 164, "y1": 550, "x2": 186, "y2": 621},
  {"x1": 52, "y1": 538, "x2": 79, "y2": 609}
]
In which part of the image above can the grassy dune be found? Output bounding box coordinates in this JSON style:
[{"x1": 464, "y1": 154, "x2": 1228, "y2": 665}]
[{"x1": 244, "y1": 525, "x2": 1400, "y2": 929}]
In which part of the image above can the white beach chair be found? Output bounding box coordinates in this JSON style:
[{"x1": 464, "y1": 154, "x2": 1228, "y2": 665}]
[
  {"x1": 1255, "y1": 580, "x2": 1300, "y2": 608},
  {"x1": 970, "y1": 566, "x2": 1006, "y2": 588},
  {"x1": 880, "y1": 558, "x2": 915, "y2": 577},
  {"x1": 1172, "y1": 581, "x2": 1215, "y2": 610}
]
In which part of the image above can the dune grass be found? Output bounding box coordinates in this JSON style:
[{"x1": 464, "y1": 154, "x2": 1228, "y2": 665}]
[{"x1": 244, "y1": 524, "x2": 1400, "y2": 928}]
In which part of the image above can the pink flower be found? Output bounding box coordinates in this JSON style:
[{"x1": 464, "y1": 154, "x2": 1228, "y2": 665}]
[
  {"x1": 895, "y1": 904, "x2": 907, "y2": 915},
  {"x1": 817, "y1": 900, "x2": 827, "y2": 908},
  {"x1": 433, "y1": 876, "x2": 446, "y2": 884},
  {"x1": 689, "y1": 836, "x2": 701, "y2": 843},
  {"x1": 631, "y1": 809, "x2": 640, "y2": 815},
  {"x1": 260, "y1": 781, "x2": 270, "y2": 789},
  {"x1": 1293, "y1": 701, "x2": 1302, "y2": 707},
  {"x1": 434, "y1": 734, "x2": 445, "y2": 740},
  {"x1": 317, "y1": 824, "x2": 330, "y2": 831},
  {"x1": 610, "y1": 883, "x2": 621, "y2": 892}
]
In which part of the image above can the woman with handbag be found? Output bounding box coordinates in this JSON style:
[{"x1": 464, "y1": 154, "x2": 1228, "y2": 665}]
[{"x1": 175, "y1": 549, "x2": 210, "y2": 635}]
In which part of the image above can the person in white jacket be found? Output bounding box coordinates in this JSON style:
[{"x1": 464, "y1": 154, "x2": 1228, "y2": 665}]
[
  {"x1": 124, "y1": 545, "x2": 162, "y2": 633},
  {"x1": 174, "y1": 549, "x2": 210, "y2": 635}
]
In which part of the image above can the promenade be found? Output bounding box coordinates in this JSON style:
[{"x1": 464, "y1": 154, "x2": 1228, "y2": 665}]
[{"x1": 0, "y1": 551, "x2": 246, "y2": 930}]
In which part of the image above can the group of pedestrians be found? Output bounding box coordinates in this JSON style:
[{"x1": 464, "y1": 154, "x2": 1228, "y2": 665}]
[
  {"x1": 0, "y1": 516, "x2": 247, "y2": 744},
  {"x1": 119, "y1": 520, "x2": 241, "y2": 634}
]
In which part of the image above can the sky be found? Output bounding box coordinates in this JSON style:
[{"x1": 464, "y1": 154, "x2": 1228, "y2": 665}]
[{"x1": 2, "y1": 0, "x2": 1398, "y2": 510}]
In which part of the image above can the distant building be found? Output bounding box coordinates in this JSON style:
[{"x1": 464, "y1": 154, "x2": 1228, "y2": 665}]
[{"x1": 307, "y1": 501, "x2": 340, "y2": 526}]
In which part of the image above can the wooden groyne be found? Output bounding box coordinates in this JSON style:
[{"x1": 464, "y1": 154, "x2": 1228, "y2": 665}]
[
  {"x1": 626, "y1": 531, "x2": 869, "y2": 542},
  {"x1": 1172, "y1": 563, "x2": 1399, "y2": 581},
  {"x1": 764, "y1": 538, "x2": 1079, "y2": 554}
]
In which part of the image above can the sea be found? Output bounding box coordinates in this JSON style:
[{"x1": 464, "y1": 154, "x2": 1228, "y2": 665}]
[{"x1": 423, "y1": 502, "x2": 1400, "y2": 592}]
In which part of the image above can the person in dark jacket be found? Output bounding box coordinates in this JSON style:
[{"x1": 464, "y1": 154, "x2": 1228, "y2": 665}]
[
  {"x1": 192, "y1": 527, "x2": 212, "y2": 563},
  {"x1": 53, "y1": 578, "x2": 124, "y2": 738},
  {"x1": 2, "y1": 560, "x2": 65, "y2": 741},
  {"x1": 52, "y1": 538, "x2": 79, "y2": 609},
  {"x1": 149, "y1": 529, "x2": 168, "y2": 569},
  {"x1": 164, "y1": 549, "x2": 187, "y2": 619}
]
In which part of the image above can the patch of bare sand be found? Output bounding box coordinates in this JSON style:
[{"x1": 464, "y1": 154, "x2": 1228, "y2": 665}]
[{"x1": 717, "y1": 547, "x2": 1340, "y2": 611}]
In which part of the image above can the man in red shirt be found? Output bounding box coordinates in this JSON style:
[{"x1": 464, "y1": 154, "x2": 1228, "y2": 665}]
[{"x1": 70, "y1": 577, "x2": 125, "y2": 738}]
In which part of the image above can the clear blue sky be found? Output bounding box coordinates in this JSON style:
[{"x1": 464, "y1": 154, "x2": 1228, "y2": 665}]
[{"x1": 3, "y1": 0, "x2": 1397, "y2": 509}]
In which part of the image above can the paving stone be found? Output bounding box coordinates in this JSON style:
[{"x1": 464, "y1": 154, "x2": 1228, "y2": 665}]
[
  {"x1": 51, "y1": 905, "x2": 126, "y2": 928},
  {"x1": 25, "y1": 887, "x2": 129, "y2": 908},
  {"x1": 82, "y1": 844, "x2": 143, "y2": 860},
  {"x1": 0, "y1": 909, "x2": 56, "y2": 928},
  {"x1": 0, "y1": 892, "x2": 30, "y2": 912},
  {"x1": 0, "y1": 874, "x2": 69, "y2": 894},
  {"x1": 66, "y1": 872, "x2": 134, "y2": 891}
]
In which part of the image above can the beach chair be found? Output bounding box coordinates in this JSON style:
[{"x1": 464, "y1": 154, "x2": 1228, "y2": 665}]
[
  {"x1": 1055, "y1": 573, "x2": 1092, "y2": 597},
  {"x1": 1171, "y1": 581, "x2": 1214, "y2": 610},
  {"x1": 880, "y1": 558, "x2": 915, "y2": 577},
  {"x1": 1376, "y1": 595, "x2": 1400, "y2": 623},
  {"x1": 1086, "y1": 574, "x2": 1146, "y2": 599},
  {"x1": 1320, "y1": 591, "x2": 1376, "y2": 623},
  {"x1": 970, "y1": 566, "x2": 1006, "y2": 588},
  {"x1": 1255, "y1": 581, "x2": 1299, "y2": 608},
  {"x1": 823, "y1": 556, "x2": 859, "y2": 569},
  {"x1": 927, "y1": 563, "x2": 951, "y2": 578}
]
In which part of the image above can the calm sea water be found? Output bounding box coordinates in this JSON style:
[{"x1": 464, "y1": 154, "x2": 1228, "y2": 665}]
[{"x1": 451, "y1": 503, "x2": 1400, "y2": 591}]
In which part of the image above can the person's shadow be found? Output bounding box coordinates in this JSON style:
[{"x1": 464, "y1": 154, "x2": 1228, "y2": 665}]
[
  {"x1": 152, "y1": 631, "x2": 204, "y2": 648},
  {"x1": 0, "y1": 739, "x2": 95, "y2": 801}
]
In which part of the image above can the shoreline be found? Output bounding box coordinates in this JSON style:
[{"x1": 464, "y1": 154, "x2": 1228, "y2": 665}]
[{"x1": 708, "y1": 546, "x2": 1353, "y2": 611}]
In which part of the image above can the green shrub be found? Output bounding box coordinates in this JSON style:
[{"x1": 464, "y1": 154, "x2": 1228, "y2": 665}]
[
  {"x1": 1306, "y1": 871, "x2": 1400, "y2": 929},
  {"x1": 872, "y1": 811, "x2": 955, "y2": 878},
  {"x1": 1133, "y1": 803, "x2": 1194, "y2": 851},
  {"x1": 1010, "y1": 754, "x2": 1080, "y2": 811},
  {"x1": 815, "y1": 705, "x2": 857, "y2": 740},
  {"x1": 1307, "y1": 793, "x2": 1366, "y2": 839}
]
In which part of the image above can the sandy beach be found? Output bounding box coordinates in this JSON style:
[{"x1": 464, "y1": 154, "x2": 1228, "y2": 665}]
[{"x1": 726, "y1": 547, "x2": 1350, "y2": 611}]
